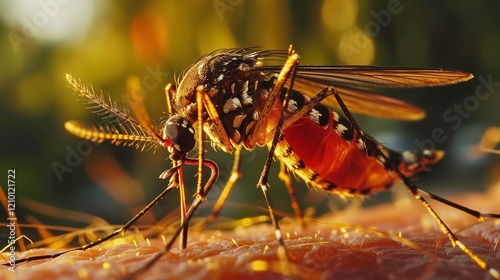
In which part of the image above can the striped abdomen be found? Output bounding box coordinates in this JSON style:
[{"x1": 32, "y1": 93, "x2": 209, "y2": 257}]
[{"x1": 269, "y1": 90, "x2": 443, "y2": 197}]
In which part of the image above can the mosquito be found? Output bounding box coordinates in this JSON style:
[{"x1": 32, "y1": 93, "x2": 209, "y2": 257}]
[{"x1": 10, "y1": 46, "x2": 500, "y2": 279}]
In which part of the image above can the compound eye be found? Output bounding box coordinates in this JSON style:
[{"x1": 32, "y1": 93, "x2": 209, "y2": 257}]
[{"x1": 163, "y1": 116, "x2": 196, "y2": 153}]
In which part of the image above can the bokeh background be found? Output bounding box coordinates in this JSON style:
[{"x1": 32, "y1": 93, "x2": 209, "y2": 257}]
[{"x1": 1, "y1": 1, "x2": 499, "y2": 241}]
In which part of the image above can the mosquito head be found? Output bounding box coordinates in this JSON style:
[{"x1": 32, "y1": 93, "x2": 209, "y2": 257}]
[{"x1": 162, "y1": 115, "x2": 196, "y2": 154}]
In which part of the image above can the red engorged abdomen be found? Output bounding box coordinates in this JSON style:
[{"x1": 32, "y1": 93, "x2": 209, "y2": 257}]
[{"x1": 270, "y1": 104, "x2": 396, "y2": 192}]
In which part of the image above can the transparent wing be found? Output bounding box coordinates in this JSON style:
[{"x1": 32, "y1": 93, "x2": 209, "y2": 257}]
[
  {"x1": 258, "y1": 65, "x2": 473, "y2": 120},
  {"x1": 292, "y1": 66, "x2": 473, "y2": 88}
]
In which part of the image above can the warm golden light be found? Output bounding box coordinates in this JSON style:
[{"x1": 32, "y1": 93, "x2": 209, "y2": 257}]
[
  {"x1": 338, "y1": 27, "x2": 375, "y2": 64},
  {"x1": 321, "y1": 0, "x2": 358, "y2": 31}
]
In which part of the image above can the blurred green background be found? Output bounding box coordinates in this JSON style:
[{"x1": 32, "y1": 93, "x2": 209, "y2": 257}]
[{"x1": 1, "y1": 1, "x2": 499, "y2": 236}]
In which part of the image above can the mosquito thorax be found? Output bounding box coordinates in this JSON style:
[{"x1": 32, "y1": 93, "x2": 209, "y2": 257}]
[
  {"x1": 162, "y1": 115, "x2": 196, "y2": 154},
  {"x1": 175, "y1": 51, "x2": 263, "y2": 108},
  {"x1": 173, "y1": 50, "x2": 275, "y2": 151}
]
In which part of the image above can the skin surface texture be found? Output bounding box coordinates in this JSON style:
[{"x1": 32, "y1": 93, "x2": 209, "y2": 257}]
[{"x1": 2, "y1": 188, "x2": 499, "y2": 280}]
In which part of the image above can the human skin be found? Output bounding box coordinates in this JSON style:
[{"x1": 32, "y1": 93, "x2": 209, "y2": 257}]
[{"x1": 2, "y1": 190, "x2": 499, "y2": 280}]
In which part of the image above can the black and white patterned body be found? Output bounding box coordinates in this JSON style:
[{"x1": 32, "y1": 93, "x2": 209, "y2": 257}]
[
  {"x1": 168, "y1": 48, "x2": 443, "y2": 196},
  {"x1": 172, "y1": 49, "x2": 278, "y2": 153}
]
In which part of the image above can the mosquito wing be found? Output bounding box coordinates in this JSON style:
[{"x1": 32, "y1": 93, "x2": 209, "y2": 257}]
[{"x1": 259, "y1": 65, "x2": 473, "y2": 120}]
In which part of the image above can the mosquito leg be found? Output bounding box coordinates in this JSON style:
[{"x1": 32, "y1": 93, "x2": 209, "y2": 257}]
[
  {"x1": 164, "y1": 83, "x2": 176, "y2": 115},
  {"x1": 417, "y1": 188, "x2": 500, "y2": 219},
  {"x1": 188, "y1": 84, "x2": 238, "y2": 229},
  {"x1": 199, "y1": 85, "x2": 234, "y2": 153},
  {"x1": 126, "y1": 158, "x2": 219, "y2": 279},
  {"x1": 259, "y1": 180, "x2": 286, "y2": 248},
  {"x1": 164, "y1": 164, "x2": 187, "y2": 248},
  {"x1": 199, "y1": 147, "x2": 242, "y2": 229},
  {"x1": 196, "y1": 86, "x2": 206, "y2": 198},
  {"x1": 194, "y1": 84, "x2": 242, "y2": 223},
  {"x1": 254, "y1": 138, "x2": 287, "y2": 260},
  {"x1": 265, "y1": 86, "x2": 334, "y2": 143},
  {"x1": 256, "y1": 162, "x2": 292, "y2": 270},
  {"x1": 278, "y1": 161, "x2": 306, "y2": 228},
  {"x1": 170, "y1": 86, "x2": 209, "y2": 249},
  {"x1": 282, "y1": 86, "x2": 334, "y2": 131},
  {"x1": 332, "y1": 89, "x2": 500, "y2": 279},
  {"x1": 261, "y1": 52, "x2": 332, "y2": 229},
  {"x1": 269, "y1": 86, "x2": 335, "y2": 229},
  {"x1": 393, "y1": 169, "x2": 499, "y2": 279},
  {"x1": 11, "y1": 163, "x2": 184, "y2": 266},
  {"x1": 254, "y1": 47, "x2": 302, "y2": 263},
  {"x1": 177, "y1": 165, "x2": 189, "y2": 249},
  {"x1": 248, "y1": 46, "x2": 300, "y2": 147}
]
